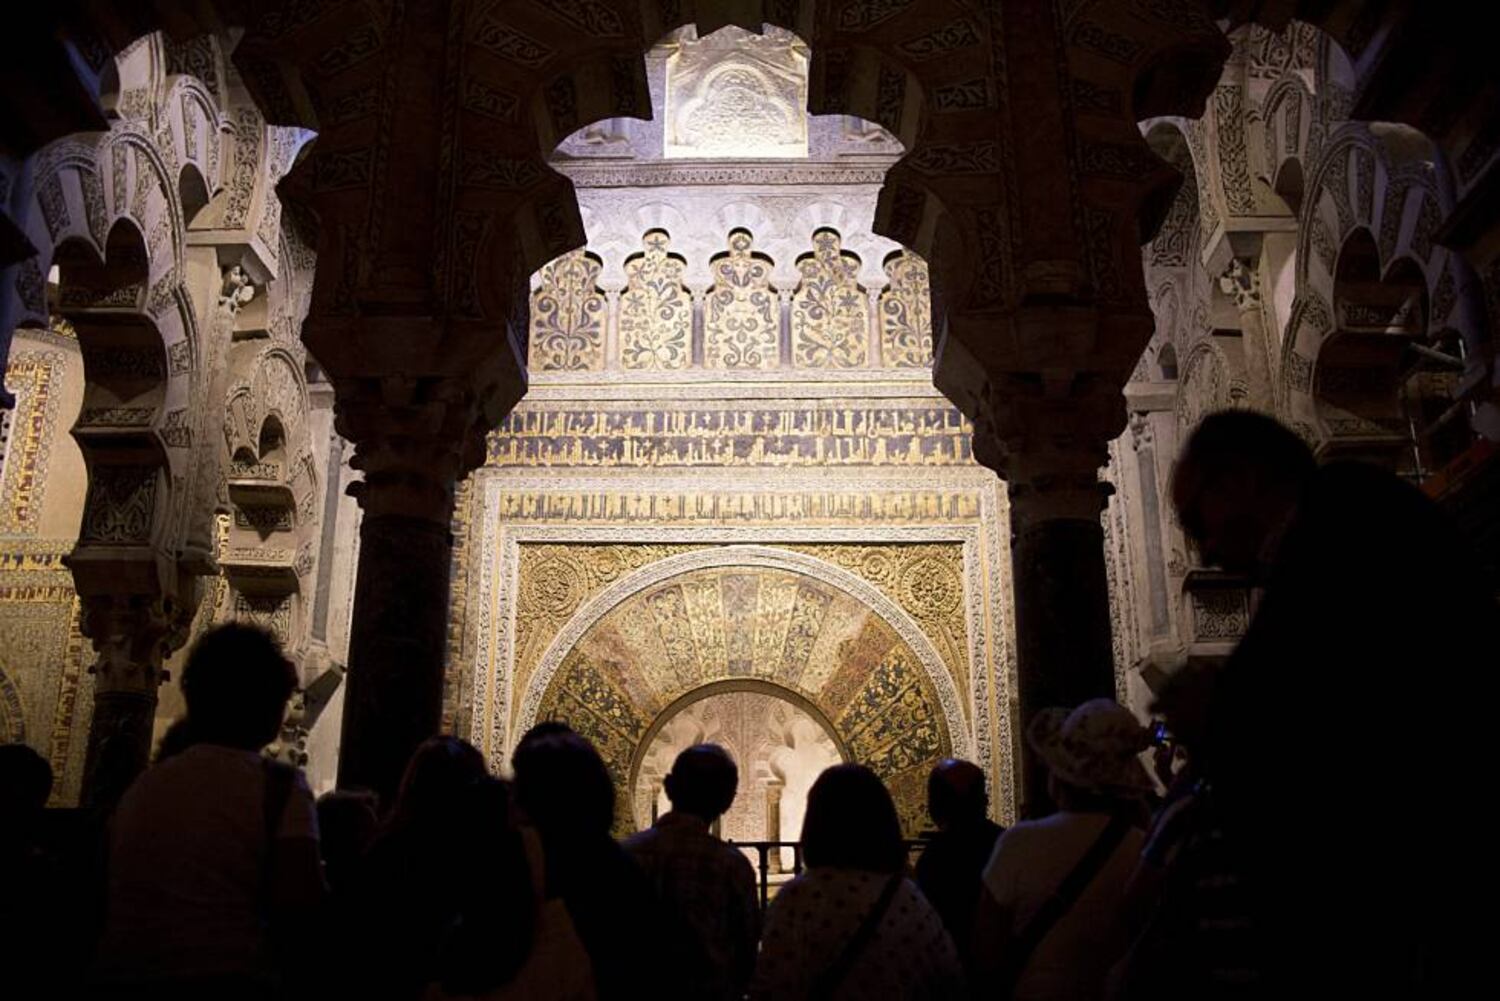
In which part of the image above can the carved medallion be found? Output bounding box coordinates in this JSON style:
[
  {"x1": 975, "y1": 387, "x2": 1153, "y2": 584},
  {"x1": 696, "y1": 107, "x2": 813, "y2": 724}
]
[{"x1": 665, "y1": 27, "x2": 808, "y2": 159}]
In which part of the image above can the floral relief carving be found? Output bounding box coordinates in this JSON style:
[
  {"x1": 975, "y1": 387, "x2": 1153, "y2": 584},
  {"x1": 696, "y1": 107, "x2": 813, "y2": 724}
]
[
  {"x1": 705, "y1": 230, "x2": 778, "y2": 370},
  {"x1": 878, "y1": 252, "x2": 933, "y2": 368},
  {"x1": 530, "y1": 251, "x2": 607, "y2": 372},
  {"x1": 618, "y1": 230, "x2": 691, "y2": 371},
  {"x1": 792, "y1": 229, "x2": 868, "y2": 369},
  {"x1": 79, "y1": 466, "x2": 157, "y2": 544}
]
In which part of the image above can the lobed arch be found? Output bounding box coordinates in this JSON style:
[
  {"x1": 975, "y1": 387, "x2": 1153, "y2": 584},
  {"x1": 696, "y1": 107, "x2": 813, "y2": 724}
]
[
  {"x1": 1143, "y1": 121, "x2": 1204, "y2": 272},
  {"x1": 219, "y1": 340, "x2": 321, "y2": 660},
  {"x1": 1286, "y1": 219, "x2": 1472, "y2": 472},
  {"x1": 1175, "y1": 336, "x2": 1242, "y2": 434},
  {"x1": 224, "y1": 345, "x2": 312, "y2": 463},
  {"x1": 487, "y1": 13, "x2": 931, "y2": 327},
  {"x1": 1261, "y1": 74, "x2": 1314, "y2": 205},
  {"x1": 53, "y1": 219, "x2": 181, "y2": 589}
]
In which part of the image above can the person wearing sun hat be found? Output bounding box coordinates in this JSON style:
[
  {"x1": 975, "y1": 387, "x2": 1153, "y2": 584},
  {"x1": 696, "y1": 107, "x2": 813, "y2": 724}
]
[{"x1": 973, "y1": 700, "x2": 1153, "y2": 1001}]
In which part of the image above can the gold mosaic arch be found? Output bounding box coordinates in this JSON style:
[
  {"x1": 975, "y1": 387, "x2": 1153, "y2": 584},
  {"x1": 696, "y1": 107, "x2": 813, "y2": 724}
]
[{"x1": 525, "y1": 552, "x2": 960, "y2": 834}]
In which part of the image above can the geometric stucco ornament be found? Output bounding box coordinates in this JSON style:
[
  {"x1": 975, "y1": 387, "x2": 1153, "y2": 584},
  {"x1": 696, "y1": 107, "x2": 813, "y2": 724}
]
[{"x1": 665, "y1": 25, "x2": 809, "y2": 159}]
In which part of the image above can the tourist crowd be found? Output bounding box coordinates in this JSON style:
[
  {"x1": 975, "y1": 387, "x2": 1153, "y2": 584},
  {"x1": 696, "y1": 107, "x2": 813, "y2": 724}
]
[{"x1": 0, "y1": 411, "x2": 1488, "y2": 999}]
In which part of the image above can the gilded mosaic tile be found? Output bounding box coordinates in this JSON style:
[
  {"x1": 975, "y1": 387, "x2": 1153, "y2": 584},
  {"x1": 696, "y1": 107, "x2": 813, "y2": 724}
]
[
  {"x1": 534, "y1": 562, "x2": 953, "y2": 835},
  {"x1": 1, "y1": 351, "x2": 65, "y2": 535},
  {"x1": 0, "y1": 542, "x2": 89, "y2": 805}
]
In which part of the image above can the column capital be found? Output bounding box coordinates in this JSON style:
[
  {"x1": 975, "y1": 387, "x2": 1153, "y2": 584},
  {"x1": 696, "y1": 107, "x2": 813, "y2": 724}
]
[
  {"x1": 1129, "y1": 410, "x2": 1156, "y2": 453},
  {"x1": 78, "y1": 576, "x2": 200, "y2": 812},
  {"x1": 1218, "y1": 256, "x2": 1263, "y2": 312},
  {"x1": 1004, "y1": 444, "x2": 1115, "y2": 527},
  {"x1": 78, "y1": 591, "x2": 182, "y2": 692},
  {"x1": 334, "y1": 373, "x2": 503, "y2": 524},
  {"x1": 969, "y1": 374, "x2": 1120, "y2": 527}
]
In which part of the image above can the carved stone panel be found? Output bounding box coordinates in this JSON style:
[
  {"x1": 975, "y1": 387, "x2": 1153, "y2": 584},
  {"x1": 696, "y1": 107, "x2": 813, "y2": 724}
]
[
  {"x1": 792, "y1": 230, "x2": 869, "y2": 369},
  {"x1": 705, "y1": 230, "x2": 778, "y2": 370},
  {"x1": 79, "y1": 466, "x2": 158, "y2": 545},
  {"x1": 878, "y1": 252, "x2": 933, "y2": 368},
  {"x1": 530, "y1": 251, "x2": 607, "y2": 372},
  {"x1": 665, "y1": 27, "x2": 809, "y2": 159},
  {"x1": 618, "y1": 231, "x2": 692, "y2": 371}
]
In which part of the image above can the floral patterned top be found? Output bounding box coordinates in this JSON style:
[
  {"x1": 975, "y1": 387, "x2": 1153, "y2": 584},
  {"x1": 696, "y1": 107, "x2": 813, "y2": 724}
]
[{"x1": 750, "y1": 868, "x2": 964, "y2": 1000}]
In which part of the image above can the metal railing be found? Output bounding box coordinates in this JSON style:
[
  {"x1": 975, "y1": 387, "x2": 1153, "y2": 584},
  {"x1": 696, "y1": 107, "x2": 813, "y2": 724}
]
[{"x1": 727, "y1": 838, "x2": 932, "y2": 911}]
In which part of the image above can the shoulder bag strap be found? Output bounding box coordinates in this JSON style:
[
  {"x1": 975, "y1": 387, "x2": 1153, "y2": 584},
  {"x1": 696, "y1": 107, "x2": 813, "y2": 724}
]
[
  {"x1": 994, "y1": 814, "x2": 1133, "y2": 998},
  {"x1": 811, "y1": 872, "x2": 905, "y2": 999}
]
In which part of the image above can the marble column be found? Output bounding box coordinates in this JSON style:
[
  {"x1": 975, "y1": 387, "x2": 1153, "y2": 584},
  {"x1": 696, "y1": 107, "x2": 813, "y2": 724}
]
[
  {"x1": 335, "y1": 424, "x2": 469, "y2": 805},
  {"x1": 337, "y1": 512, "x2": 452, "y2": 803},
  {"x1": 77, "y1": 591, "x2": 189, "y2": 813},
  {"x1": 1005, "y1": 447, "x2": 1117, "y2": 816},
  {"x1": 323, "y1": 363, "x2": 515, "y2": 807},
  {"x1": 765, "y1": 780, "x2": 784, "y2": 873}
]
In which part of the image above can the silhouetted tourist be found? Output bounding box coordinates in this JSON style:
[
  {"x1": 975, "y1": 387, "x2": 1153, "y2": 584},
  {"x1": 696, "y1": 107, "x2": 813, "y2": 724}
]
[
  {"x1": 2, "y1": 743, "x2": 68, "y2": 999},
  {"x1": 512, "y1": 729, "x2": 700, "y2": 1000},
  {"x1": 91, "y1": 623, "x2": 323, "y2": 1000},
  {"x1": 515, "y1": 718, "x2": 577, "y2": 750},
  {"x1": 973, "y1": 700, "x2": 1150, "y2": 1001},
  {"x1": 750, "y1": 763, "x2": 962, "y2": 1000},
  {"x1": 625, "y1": 744, "x2": 759, "y2": 1001},
  {"x1": 1109, "y1": 667, "x2": 1247, "y2": 1001},
  {"x1": 1155, "y1": 409, "x2": 1494, "y2": 996},
  {"x1": 315, "y1": 789, "x2": 378, "y2": 898},
  {"x1": 914, "y1": 758, "x2": 1004, "y2": 977},
  {"x1": 154, "y1": 716, "x2": 199, "y2": 761},
  {"x1": 0, "y1": 740, "x2": 51, "y2": 849},
  {"x1": 352, "y1": 735, "x2": 491, "y2": 1000},
  {"x1": 426, "y1": 776, "x2": 595, "y2": 1000}
]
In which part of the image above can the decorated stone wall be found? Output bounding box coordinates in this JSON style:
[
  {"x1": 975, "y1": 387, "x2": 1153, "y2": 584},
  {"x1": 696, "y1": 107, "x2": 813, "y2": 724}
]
[
  {"x1": 1107, "y1": 20, "x2": 1497, "y2": 716},
  {"x1": 445, "y1": 26, "x2": 1015, "y2": 832},
  {"x1": 0, "y1": 329, "x2": 91, "y2": 800},
  {"x1": 0, "y1": 33, "x2": 359, "y2": 802}
]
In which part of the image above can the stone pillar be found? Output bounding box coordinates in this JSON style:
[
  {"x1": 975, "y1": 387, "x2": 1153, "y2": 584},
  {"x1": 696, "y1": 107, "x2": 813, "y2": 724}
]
[
  {"x1": 77, "y1": 593, "x2": 187, "y2": 813},
  {"x1": 765, "y1": 780, "x2": 784, "y2": 873},
  {"x1": 333, "y1": 380, "x2": 490, "y2": 806},
  {"x1": 1004, "y1": 445, "x2": 1117, "y2": 816},
  {"x1": 777, "y1": 288, "x2": 794, "y2": 366},
  {"x1": 337, "y1": 509, "x2": 453, "y2": 803},
  {"x1": 867, "y1": 287, "x2": 884, "y2": 367},
  {"x1": 1128, "y1": 413, "x2": 1172, "y2": 638},
  {"x1": 1220, "y1": 257, "x2": 1274, "y2": 411},
  {"x1": 689, "y1": 287, "x2": 708, "y2": 367},
  {"x1": 603, "y1": 288, "x2": 622, "y2": 369}
]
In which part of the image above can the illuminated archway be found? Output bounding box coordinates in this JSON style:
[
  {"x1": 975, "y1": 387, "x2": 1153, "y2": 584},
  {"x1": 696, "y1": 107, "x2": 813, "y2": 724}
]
[{"x1": 523, "y1": 547, "x2": 964, "y2": 834}]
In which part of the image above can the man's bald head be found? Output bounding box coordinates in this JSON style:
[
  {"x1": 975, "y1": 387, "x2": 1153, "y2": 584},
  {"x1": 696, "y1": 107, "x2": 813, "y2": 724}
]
[{"x1": 927, "y1": 758, "x2": 988, "y2": 830}]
